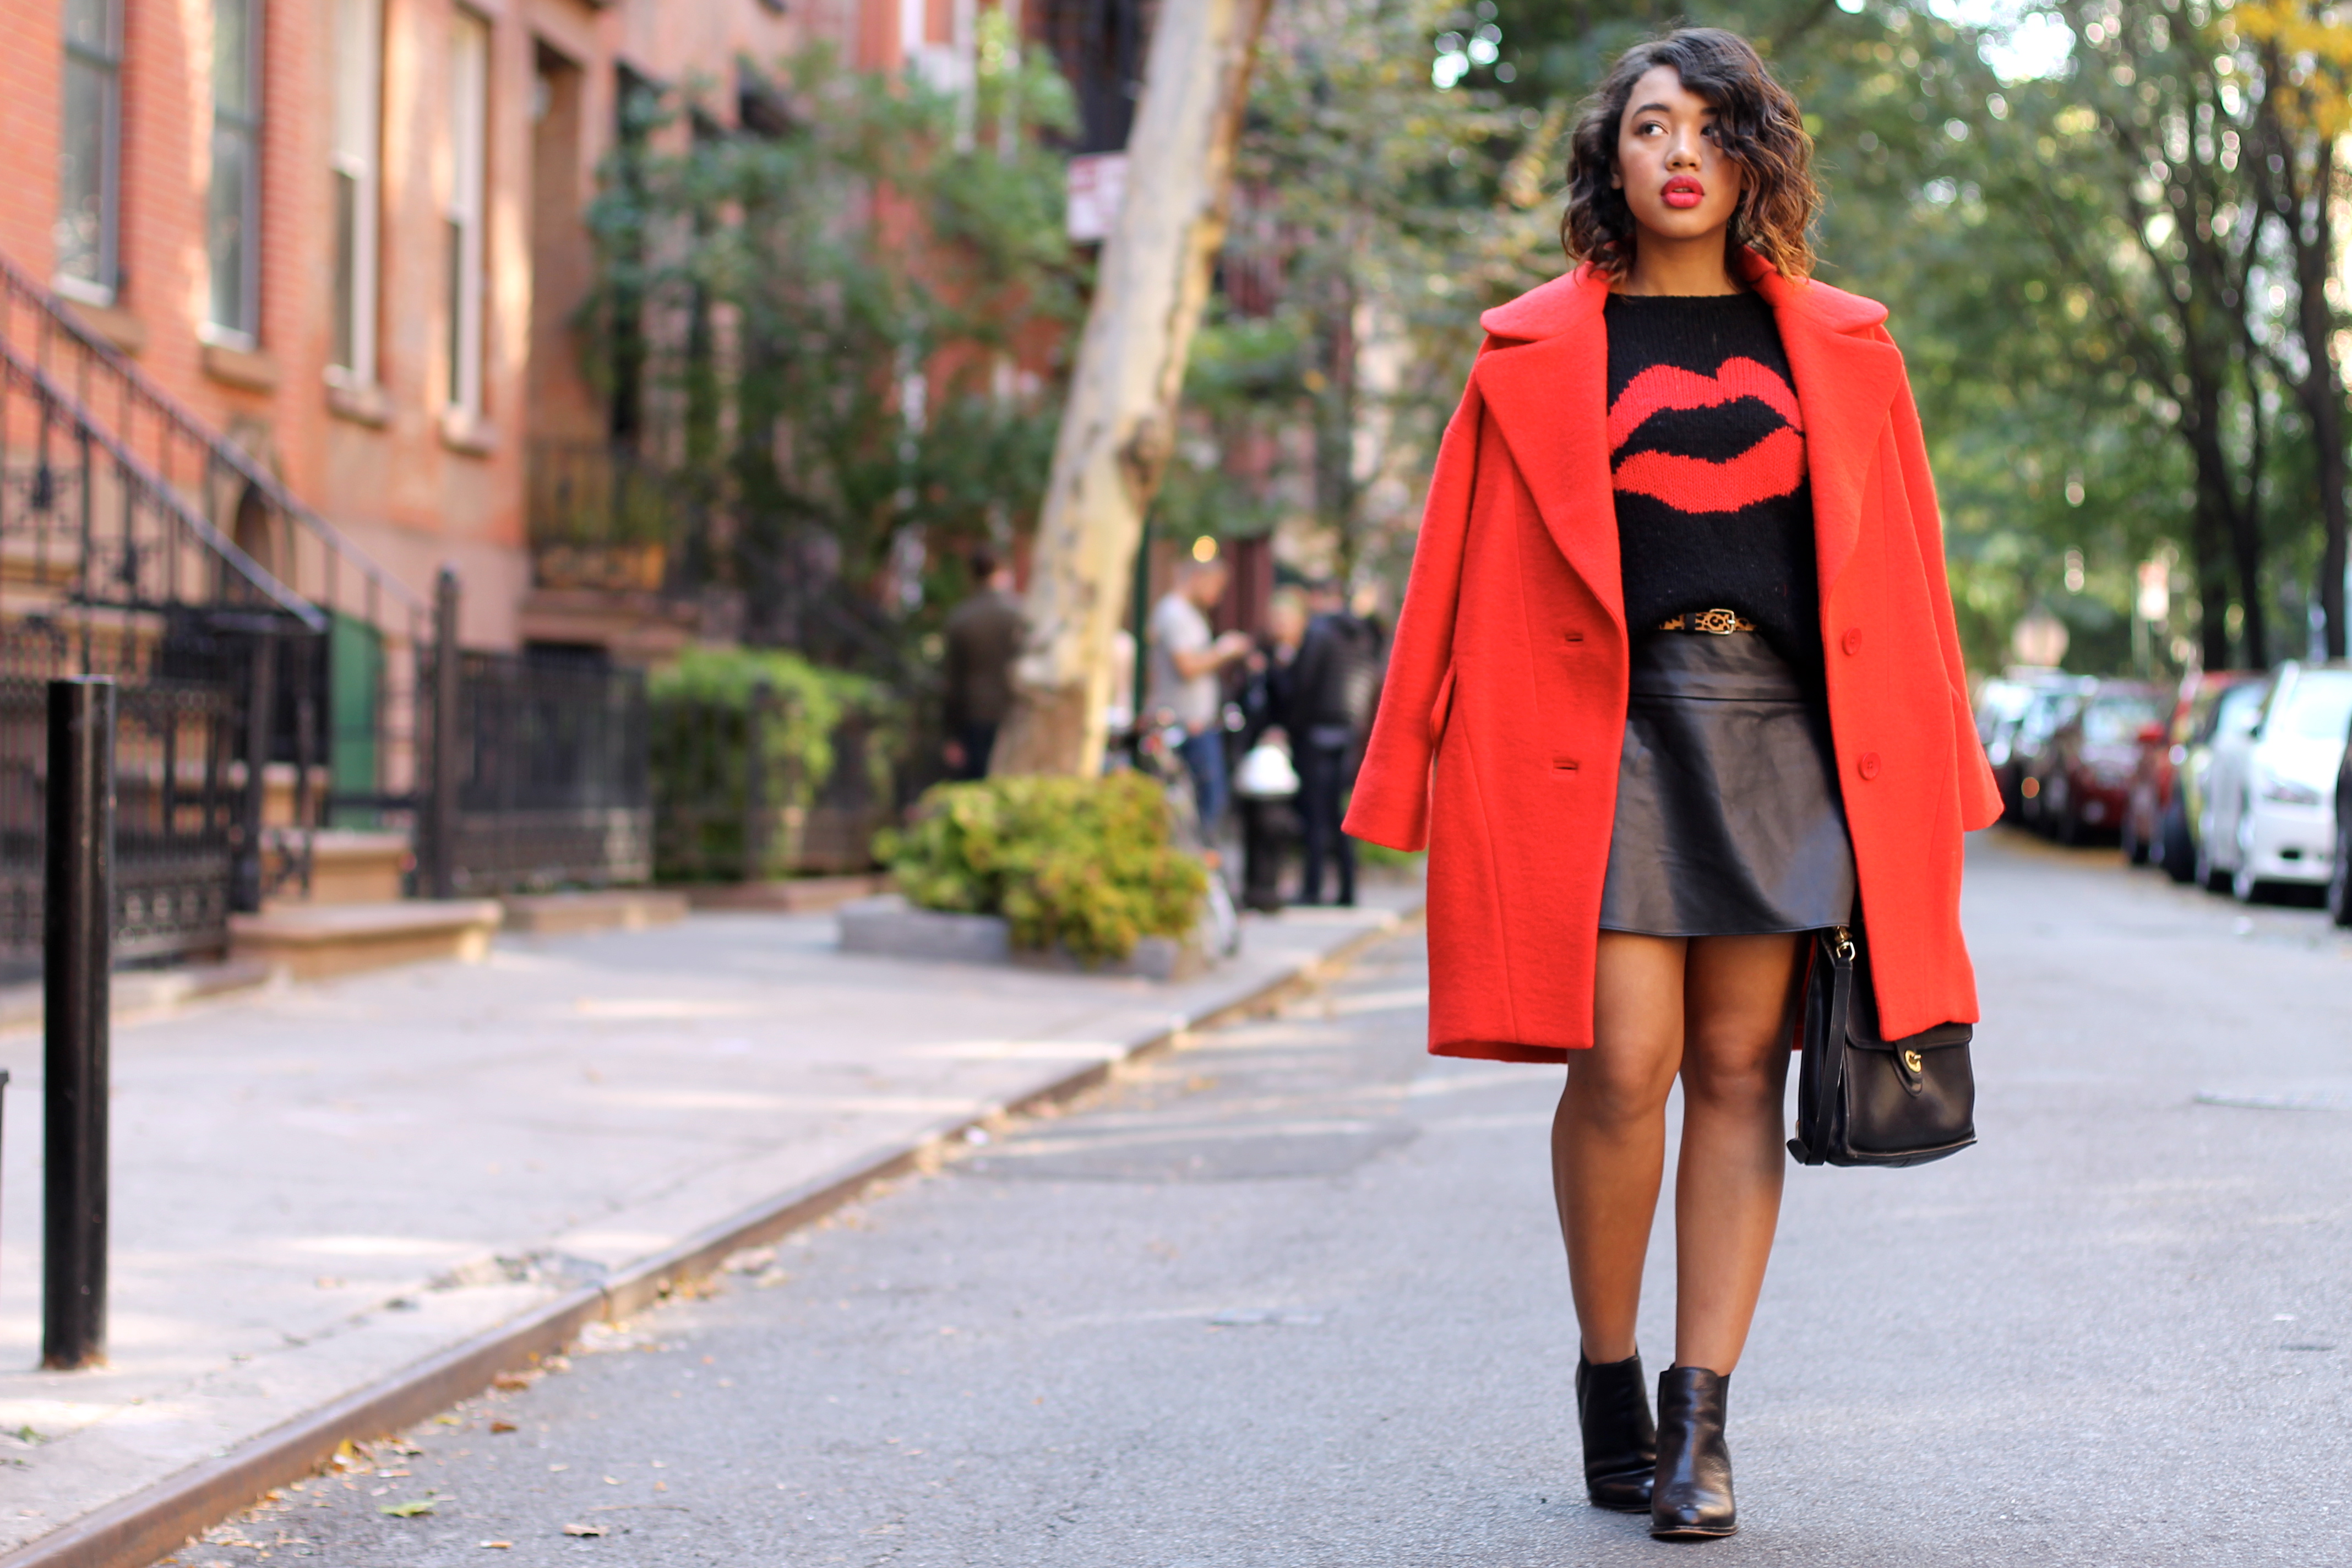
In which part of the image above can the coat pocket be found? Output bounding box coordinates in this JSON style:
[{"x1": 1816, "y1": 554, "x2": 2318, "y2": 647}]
[{"x1": 1428, "y1": 662, "x2": 1459, "y2": 754}]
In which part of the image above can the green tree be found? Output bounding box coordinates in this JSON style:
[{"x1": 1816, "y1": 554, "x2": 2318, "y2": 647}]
[{"x1": 581, "y1": 31, "x2": 1086, "y2": 673}]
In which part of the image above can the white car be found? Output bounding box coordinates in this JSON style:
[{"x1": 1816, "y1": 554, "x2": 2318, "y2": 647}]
[{"x1": 2199, "y1": 662, "x2": 2352, "y2": 902}]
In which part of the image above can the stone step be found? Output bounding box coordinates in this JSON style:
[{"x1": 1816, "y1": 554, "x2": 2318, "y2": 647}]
[
  {"x1": 228, "y1": 899, "x2": 503, "y2": 982},
  {"x1": 501, "y1": 889, "x2": 690, "y2": 937},
  {"x1": 677, "y1": 872, "x2": 891, "y2": 914}
]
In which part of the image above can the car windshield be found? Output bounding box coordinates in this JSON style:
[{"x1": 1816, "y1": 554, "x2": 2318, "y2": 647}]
[
  {"x1": 2279, "y1": 673, "x2": 2352, "y2": 742},
  {"x1": 2082, "y1": 696, "x2": 2161, "y2": 745}
]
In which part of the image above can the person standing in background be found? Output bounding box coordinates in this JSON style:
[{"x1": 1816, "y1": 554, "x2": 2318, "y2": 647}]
[
  {"x1": 1147, "y1": 556, "x2": 1255, "y2": 841},
  {"x1": 1291, "y1": 578, "x2": 1382, "y2": 906},
  {"x1": 1236, "y1": 589, "x2": 1309, "y2": 911},
  {"x1": 941, "y1": 547, "x2": 1025, "y2": 781}
]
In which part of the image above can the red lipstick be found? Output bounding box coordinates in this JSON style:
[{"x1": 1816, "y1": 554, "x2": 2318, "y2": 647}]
[{"x1": 1663, "y1": 176, "x2": 1705, "y2": 210}]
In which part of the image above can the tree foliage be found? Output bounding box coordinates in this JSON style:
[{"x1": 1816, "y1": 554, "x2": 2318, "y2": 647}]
[{"x1": 581, "y1": 28, "x2": 1086, "y2": 674}]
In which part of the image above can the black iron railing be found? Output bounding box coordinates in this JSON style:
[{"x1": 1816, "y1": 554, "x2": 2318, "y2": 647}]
[
  {"x1": 417, "y1": 646, "x2": 652, "y2": 894},
  {"x1": 0, "y1": 627, "x2": 290, "y2": 975},
  {"x1": 526, "y1": 439, "x2": 683, "y2": 594}
]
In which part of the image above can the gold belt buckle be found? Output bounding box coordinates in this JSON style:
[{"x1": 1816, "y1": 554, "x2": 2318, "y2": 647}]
[{"x1": 1657, "y1": 609, "x2": 1751, "y2": 634}]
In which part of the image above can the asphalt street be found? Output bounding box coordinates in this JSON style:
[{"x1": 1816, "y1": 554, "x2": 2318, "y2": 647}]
[{"x1": 166, "y1": 830, "x2": 2352, "y2": 1567}]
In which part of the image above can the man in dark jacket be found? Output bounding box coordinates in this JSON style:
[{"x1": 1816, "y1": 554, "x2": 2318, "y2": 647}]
[
  {"x1": 1289, "y1": 579, "x2": 1381, "y2": 905},
  {"x1": 941, "y1": 547, "x2": 1024, "y2": 780}
]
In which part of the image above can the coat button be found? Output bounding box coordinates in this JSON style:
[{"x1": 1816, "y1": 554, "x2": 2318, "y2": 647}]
[
  {"x1": 1840, "y1": 627, "x2": 1863, "y2": 655},
  {"x1": 1552, "y1": 756, "x2": 1579, "y2": 772},
  {"x1": 1857, "y1": 752, "x2": 1882, "y2": 781}
]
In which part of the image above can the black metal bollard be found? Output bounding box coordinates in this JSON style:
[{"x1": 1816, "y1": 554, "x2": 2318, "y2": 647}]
[{"x1": 43, "y1": 676, "x2": 114, "y2": 1370}]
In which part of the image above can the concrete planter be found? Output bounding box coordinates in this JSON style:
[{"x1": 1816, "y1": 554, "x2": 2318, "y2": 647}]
[{"x1": 836, "y1": 895, "x2": 1209, "y2": 982}]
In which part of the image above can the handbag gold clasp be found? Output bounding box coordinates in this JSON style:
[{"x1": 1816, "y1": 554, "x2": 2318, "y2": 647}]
[{"x1": 1901, "y1": 1048, "x2": 1923, "y2": 1074}]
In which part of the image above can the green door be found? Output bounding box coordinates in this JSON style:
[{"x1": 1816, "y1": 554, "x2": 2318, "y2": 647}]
[{"x1": 329, "y1": 612, "x2": 383, "y2": 824}]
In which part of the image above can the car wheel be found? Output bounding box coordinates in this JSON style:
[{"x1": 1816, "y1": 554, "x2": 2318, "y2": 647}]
[
  {"x1": 2160, "y1": 797, "x2": 2197, "y2": 884},
  {"x1": 2121, "y1": 807, "x2": 2146, "y2": 865},
  {"x1": 2330, "y1": 814, "x2": 2352, "y2": 928}
]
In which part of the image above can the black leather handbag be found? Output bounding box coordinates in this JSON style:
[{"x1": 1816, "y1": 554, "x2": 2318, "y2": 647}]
[{"x1": 1787, "y1": 924, "x2": 1977, "y2": 1167}]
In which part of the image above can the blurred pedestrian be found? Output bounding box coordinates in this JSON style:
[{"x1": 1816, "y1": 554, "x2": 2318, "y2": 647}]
[
  {"x1": 1289, "y1": 578, "x2": 1381, "y2": 906},
  {"x1": 940, "y1": 546, "x2": 1023, "y2": 781},
  {"x1": 1342, "y1": 30, "x2": 1999, "y2": 1541},
  {"x1": 1234, "y1": 589, "x2": 1308, "y2": 912},
  {"x1": 1146, "y1": 555, "x2": 1254, "y2": 839}
]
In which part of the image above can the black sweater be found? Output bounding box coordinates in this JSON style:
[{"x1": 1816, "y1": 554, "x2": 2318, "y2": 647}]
[{"x1": 1604, "y1": 291, "x2": 1822, "y2": 671}]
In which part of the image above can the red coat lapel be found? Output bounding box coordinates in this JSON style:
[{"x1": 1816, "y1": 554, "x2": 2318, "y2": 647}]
[
  {"x1": 1473, "y1": 268, "x2": 1623, "y2": 635},
  {"x1": 1747, "y1": 262, "x2": 1905, "y2": 604}
]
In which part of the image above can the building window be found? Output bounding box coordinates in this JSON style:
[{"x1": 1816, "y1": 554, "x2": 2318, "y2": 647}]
[
  {"x1": 445, "y1": 12, "x2": 488, "y2": 416},
  {"x1": 207, "y1": 0, "x2": 263, "y2": 344},
  {"x1": 329, "y1": 0, "x2": 382, "y2": 384},
  {"x1": 56, "y1": 0, "x2": 122, "y2": 301}
]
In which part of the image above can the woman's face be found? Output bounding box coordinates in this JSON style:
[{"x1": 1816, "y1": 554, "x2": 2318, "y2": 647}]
[{"x1": 1613, "y1": 64, "x2": 1745, "y2": 247}]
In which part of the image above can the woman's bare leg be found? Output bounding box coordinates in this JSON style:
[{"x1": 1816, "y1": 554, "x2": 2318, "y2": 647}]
[
  {"x1": 1554, "y1": 930, "x2": 1686, "y2": 1363},
  {"x1": 1671, "y1": 933, "x2": 1804, "y2": 1375}
]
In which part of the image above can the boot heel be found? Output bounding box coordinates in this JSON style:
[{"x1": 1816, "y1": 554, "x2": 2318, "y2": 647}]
[
  {"x1": 1574, "y1": 1351, "x2": 1656, "y2": 1512},
  {"x1": 1650, "y1": 1365, "x2": 1736, "y2": 1540}
]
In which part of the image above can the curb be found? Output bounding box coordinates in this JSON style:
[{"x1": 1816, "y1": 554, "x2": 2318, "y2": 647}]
[{"x1": 0, "y1": 905, "x2": 1418, "y2": 1568}]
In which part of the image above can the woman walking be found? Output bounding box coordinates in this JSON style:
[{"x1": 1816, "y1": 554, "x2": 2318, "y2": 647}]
[{"x1": 1344, "y1": 29, "x2": 1998, "y2": 1541}]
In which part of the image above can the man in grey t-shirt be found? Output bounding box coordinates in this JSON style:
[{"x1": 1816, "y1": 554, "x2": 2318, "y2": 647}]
[{"x1": 1145, "y1": 557, "x2": 1253, "y2": 835}]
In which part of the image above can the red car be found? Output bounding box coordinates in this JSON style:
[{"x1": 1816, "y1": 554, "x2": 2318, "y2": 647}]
[
  {"x1": 2121, "y1": 670, "x2": 2262, "y2": 869},
  {"x1": 2030, "y1": 681, "x2": 2166, "y2": 843}
]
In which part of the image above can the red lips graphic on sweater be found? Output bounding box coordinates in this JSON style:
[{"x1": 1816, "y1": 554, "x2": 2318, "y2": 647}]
[{"x1": 1608, "y1": 357, "x2": 1806, "y2": 515}]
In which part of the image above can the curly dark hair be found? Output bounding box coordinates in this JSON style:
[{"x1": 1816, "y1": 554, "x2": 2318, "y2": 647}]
[{"x1": 1561, "y1": 28, "x2": 1819, "y2": 282}]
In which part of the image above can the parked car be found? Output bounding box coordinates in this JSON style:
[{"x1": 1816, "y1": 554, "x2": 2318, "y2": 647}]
[
  {"x1": 2197, "y1": 661, "x2": 2352, "y2": 901},
  {"x1": 2173, "y1": 678, "x2": 2269, "y2": 886},
  {"x1": 2332, "y1": 725, "x2": 2352, "y2": 925},
  {"x1": 2002, "y1": 679, "x2": 2093, "y2": 829},
  {"x1": 2031, "y1": 682, "x2": 2166, "y2": 843},
  {"x1": 2121, "y1": 670, "x2": 2261, "y2": 870}
]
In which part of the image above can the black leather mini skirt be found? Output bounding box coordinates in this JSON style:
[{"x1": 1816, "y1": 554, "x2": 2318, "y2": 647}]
[{"x1": 1598, "y1": 630, "x2": 1856, "y2": 938}]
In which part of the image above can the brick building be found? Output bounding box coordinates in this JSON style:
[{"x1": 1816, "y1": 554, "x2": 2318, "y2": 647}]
[{"x1": 0, "y1": 0, "x2": 974, "y2": 656}]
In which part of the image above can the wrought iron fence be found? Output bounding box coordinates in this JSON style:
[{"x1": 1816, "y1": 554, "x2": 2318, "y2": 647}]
[
  {"x1": 0, "y1": 621, "x2": 313, "y2": 977},
  {"x1": 0, "y1": 249, "x2": 427, "y2": 826},
  {"x1": 417, "y1": 647, "x2": 652, "y2": 895}
]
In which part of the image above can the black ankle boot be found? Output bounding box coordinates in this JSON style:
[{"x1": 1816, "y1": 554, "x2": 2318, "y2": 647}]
[
  {"x1": 1651, "y1": 1366, "x2": 1736, "y2": 1540},
  {"x1": 1574, "y1": 1351, "x2": 1656, "y2": 1512}
]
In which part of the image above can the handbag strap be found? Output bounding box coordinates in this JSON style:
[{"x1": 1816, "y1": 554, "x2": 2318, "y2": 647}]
[{"x1": 1805, "y1": 925, "x2": 1855, "y2": 1142}]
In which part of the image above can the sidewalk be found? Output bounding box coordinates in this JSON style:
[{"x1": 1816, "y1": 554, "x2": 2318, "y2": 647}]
[{"x1": 0, "y1": 889, "x2": 1417, "y2": 1563}]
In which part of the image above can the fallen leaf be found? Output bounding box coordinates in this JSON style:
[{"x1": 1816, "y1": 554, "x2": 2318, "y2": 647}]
[
  {"x1": 491, "y1": 1372, "x2": 537, "y2": 1392},
  {"x1": 602, "y1": 1476, "x2": 619, "y2": 1485},
  {"x1": 562, "y1": 1523, "x2": 607, "y2": 1538},
  {"x1": 378, "y1": 1500, "x2": 436, "y2": 1518},
  {"x1": 489, "y1": 1420, "x2": 517, "y2": 1434},
  {"x1": 547, "y1": 1463, "x2": 568, "y2": 1472},
  {"x1": 478, "y1": 1543, "x2": 512, "y2": 1550},
  {"x1": 435, "y1": 1415, "x2": 461, "y2": 1427}
]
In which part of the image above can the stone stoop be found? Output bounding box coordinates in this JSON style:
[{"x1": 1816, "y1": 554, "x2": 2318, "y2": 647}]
[
  {"x1": 501, "y1": 889, "x2": 691, "y2": 937},
  {"x1": 265, "y1": 829, "x2": 412, "y2": 907},
  {"x1": 228, "y1": 900, "x2": 504, "y2": 982}
]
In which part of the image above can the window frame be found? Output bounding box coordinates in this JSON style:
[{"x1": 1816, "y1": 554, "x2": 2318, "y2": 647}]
[
  {"x1": 204, "y1": 0, "x2": 265, "y2": 347},
  {"x1": 444, "y1": 9, "x2": 490, "y2": 420},
  {"x1": 55, "y1": 0, "x2": 124, "y2": 305},
  {"x1": 327, "y1": 0, "x2": 384, "y2": 387}
]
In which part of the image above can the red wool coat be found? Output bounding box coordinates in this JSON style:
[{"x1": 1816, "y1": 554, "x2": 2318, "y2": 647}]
[{"x1": 1344, "y1": 260, "x2": 2002, "y2": 1063}]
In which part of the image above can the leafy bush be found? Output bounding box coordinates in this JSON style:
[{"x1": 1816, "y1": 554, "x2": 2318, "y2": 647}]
[
  {"x1": 877, "y1": 774, "x2": 1208, "y2": 963},
  {"x1": 649, "y1": 646, "x2": 901, "y2": 881}
]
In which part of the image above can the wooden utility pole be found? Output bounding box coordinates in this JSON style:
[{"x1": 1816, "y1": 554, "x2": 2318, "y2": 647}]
[{"x1": 989, "y1": 0, "x2": 1274, "y2": 778}]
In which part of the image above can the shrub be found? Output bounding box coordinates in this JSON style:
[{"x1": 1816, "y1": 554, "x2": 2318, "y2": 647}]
[
  {"x1": 649, "y1": 646, "x2": 901, "y2": 881},
  {"x1": 876, "y1": 774, "x2": 1208, "y2": 963}
]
